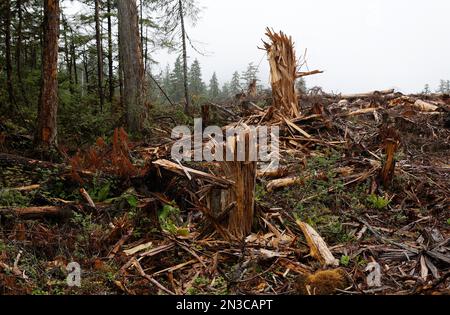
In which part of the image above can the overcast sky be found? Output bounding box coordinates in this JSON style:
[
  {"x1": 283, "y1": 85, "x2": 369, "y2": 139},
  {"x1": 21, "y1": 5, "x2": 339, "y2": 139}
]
[{"x1": 67, "y1": 0, "x2": 450, "y2": 94}]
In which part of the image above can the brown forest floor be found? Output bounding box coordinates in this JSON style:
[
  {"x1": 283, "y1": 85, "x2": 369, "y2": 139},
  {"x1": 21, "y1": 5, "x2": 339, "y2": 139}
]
[{"x1": 0, "y1": 91, "x2": 449, "y2": 295}]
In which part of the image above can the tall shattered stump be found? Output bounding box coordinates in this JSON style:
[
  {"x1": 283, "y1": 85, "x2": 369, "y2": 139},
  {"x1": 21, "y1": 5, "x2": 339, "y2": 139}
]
[
  {"x1": 263, "y1": 28, "x2": 300, "y2": 118},
  {"x1": 207, "y1": 126, "x2": 257, "y2": 239},
  {"x1": 224, "y1": 128, "x2": 257, "y2": 239}
]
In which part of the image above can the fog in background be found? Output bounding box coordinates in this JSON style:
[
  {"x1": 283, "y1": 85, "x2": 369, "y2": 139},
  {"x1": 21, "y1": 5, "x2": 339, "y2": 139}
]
[{"x1": 66, "y1": 0, "x2": 450, "y2": 94}]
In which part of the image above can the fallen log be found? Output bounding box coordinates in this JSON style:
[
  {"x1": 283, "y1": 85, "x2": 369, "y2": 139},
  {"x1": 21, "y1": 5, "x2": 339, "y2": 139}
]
[
  {"x1": 343, "y1": 107, "x2": 381, "y2": 117},
  {"x1": 257, "y1": 167, "x2": 288, "y2": 179},
  {"x1": 0, "y1": 153, "x2": 62, "y2": 169},
  {"x1": 412, "y1": 100, "x2": 439, "y2": 112},
  {"x1": 0, "y1": 205, "x2": 73, "y2": 219},
  {"x1": 0, "y1": 153, "x2": 94, "y2": 176},
  {"x1": 2, "y1": 184, "x2": 41, "y2": 192},
  {"x1": 341, "y1": 89, "x2": 395, "y2": 99},
  {"x1": 267, "y1": 176, "x2": 303, "y2": 192},
  {"x1": 153, "y1": 159, "x2": 233, "y2": 188}
]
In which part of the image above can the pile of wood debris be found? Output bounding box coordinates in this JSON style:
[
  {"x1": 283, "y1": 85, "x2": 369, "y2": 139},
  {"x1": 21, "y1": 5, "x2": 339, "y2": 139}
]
[{"x1": 0, "y1": 29, "x2": 449, "y2": 295}]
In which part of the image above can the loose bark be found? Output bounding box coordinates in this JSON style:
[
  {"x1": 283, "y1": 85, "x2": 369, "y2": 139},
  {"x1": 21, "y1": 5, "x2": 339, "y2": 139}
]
[
  {"x1": 35, "y1": 0, "x2": 60, "y2": 149},
  {"x1": 117, "y1": 0, "x2": 147, "y2": 133},
  {"x1": 94, "y1": 0, "x2": 105, "y2": 111}
]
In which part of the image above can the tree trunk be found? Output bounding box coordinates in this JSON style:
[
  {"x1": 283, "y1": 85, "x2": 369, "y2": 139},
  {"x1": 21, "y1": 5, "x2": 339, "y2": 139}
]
[
  {"x1": 82, "y1": 47, "x2": 89, "y2": 86},
  {"x1": 62, "y1": 15, "x2": 74, "y2": 94},
  {"x1": 35, "y1": 0, "x2": 60, "y2": 149},
  {"x1": 140, "y1": 0, "x2": 144, "y2": 57},
  {"x1": 16, "y1": 0, "x2": 30, "y2": 107},
  {"x1": 117, "y1": 0, "x2": 147, "y2": 133},
  {"x1": 118, "y1": 17, "x2": 124, "y2": 108},
  {"x1": 70, "y1": 30, "x2": 78, "y2": 85},
  {"x1": 144, "y1": 26, "x2": 148, "y2": 75},
  {"x1": 179, "y1": 0, "x2": 191, "y2": 115},
  {"x1": 4, "y1": 0, "x2": 16, "y2": 109},
  {"x1": 107, "y1": 0, "x2": 114, "y2": 103},
  {"x1": 94, "y1": 0, "x2": 105, "y2": 111}
]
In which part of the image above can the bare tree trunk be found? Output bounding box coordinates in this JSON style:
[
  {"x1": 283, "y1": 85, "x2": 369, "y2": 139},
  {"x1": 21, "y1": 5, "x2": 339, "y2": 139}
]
[
  {"x1": 107, "y1": 0, "x2": 114, "y2": 103},
  {"x1": 144, "y1": 27, "x2": 148, "y2": 74},
  {"x1": 62, "y1": 15, "x2": 74, "y2": 94},
  {"x1": 140, "y1": 0, "x2": 144, "y2": 57},
  {"x1": 117, "y1": 0, "x2": 147, "y2": 133},
  {"x1": 118, "y1": 17, "x2": 124, "y2": 108},
  {"x1": 178, "y1": 0, "x2": 191, "y2": 115},
  {"x1": 4, "y1": 0, "x2": 16, "y2": 109},
  {"x1": 16, "y1": 0, "x2": 30, "y2": 107},
  {"x1": 70, "y1": 30, "x2": 78, "y2": 85},
  {"x1": 82, "y1": 47, "x2": 89, "y2": 87},
  {"x1": 35, "y1": 0, "x2": 59, "y2": 149},
  {"x1": 94, "y1": 0, "x2": 105, "y2": 112}
]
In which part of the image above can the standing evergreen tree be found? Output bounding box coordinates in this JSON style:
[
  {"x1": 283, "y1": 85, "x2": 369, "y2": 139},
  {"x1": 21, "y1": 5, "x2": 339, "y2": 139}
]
[
  {"x1": 94, "y1": 0, "x2": 105, "y2": 111},
  {"x1": 149, "y1": 0, "x2": 202, "y2": 114},
  {"x1": 117, "y1": 0, "x2": 147, "y2": 133},
  {"x1": 208, "y1": 72, "x2": 220, "y2": 100},
  {"x1": 35, "y1": 0, "x2": 60, "y2": 149},
  {"x1": 446, "y1": 80, "x2": 450, "y2": 94},
  {"x1": 296, "y1": 77, "x2": 307, "y2": 94},
  {"x1": 170, "y1": 56, "x2": 185, "y2": 102},
  {"x1": 221, "y1": 82, "x2": 231, "y2": 100},
  {"x1": 241, "y1": 62, "x2": 259, "y2": 87},
  {"x1": 437, "y1": 79, "x2": 447, "y2": 94},
  {"x1": 162, "y1": 64, "x2": 171, "y2": 97},
  {"x1": 423, "y1": 84, "x2": 431, "y2": 95},
  {"x1": 188, "y1": 59, "x2": 205, "y2": 98},
  {"x1": 229, "y1": 71, "x2": 242, "y2": 96}
]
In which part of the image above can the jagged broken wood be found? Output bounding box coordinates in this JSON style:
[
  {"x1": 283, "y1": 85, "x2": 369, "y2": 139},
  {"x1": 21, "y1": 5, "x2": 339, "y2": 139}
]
[
  {"x1": 263, "y1": 28, "x2": 301, "y2": 118},
  {"x1": 221, "y1": 126, "x2": 258, "y2": 239},
  {"x1": 153, "y1": 159, "x2": 233, "y2": 188},
  {"x1": 296, "y1": 220, "x2": 339, "y2": 267}
]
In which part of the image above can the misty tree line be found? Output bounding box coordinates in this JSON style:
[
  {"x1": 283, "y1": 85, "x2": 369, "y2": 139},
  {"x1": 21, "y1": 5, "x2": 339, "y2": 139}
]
[
  {"x1": 423, "y1": 80, "x2": 450, "y2": 95},
  {"x1": 151, "y1": 60, "x2": 265, "y2": 105}
]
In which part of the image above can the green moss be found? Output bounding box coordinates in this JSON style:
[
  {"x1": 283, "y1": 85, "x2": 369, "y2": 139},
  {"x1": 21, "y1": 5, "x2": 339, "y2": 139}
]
[{"x1": 0, "y1": 189, "x2": 30, "y2": 207}]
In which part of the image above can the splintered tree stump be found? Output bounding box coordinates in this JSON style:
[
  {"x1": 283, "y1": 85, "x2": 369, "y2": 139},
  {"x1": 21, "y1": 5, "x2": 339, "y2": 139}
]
[
  {"x1": 380, "y1": 138, "x2": 398, "y2": 187},
  {"x1": 208, "y1": 126, "x2": 257, "y2": 239},
  {"x1": 263, "y1": 28, "x2": 300, "y2": 118},
  {"x1": 379, "y1": 120, "x2": 400, "y2": 188}
]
